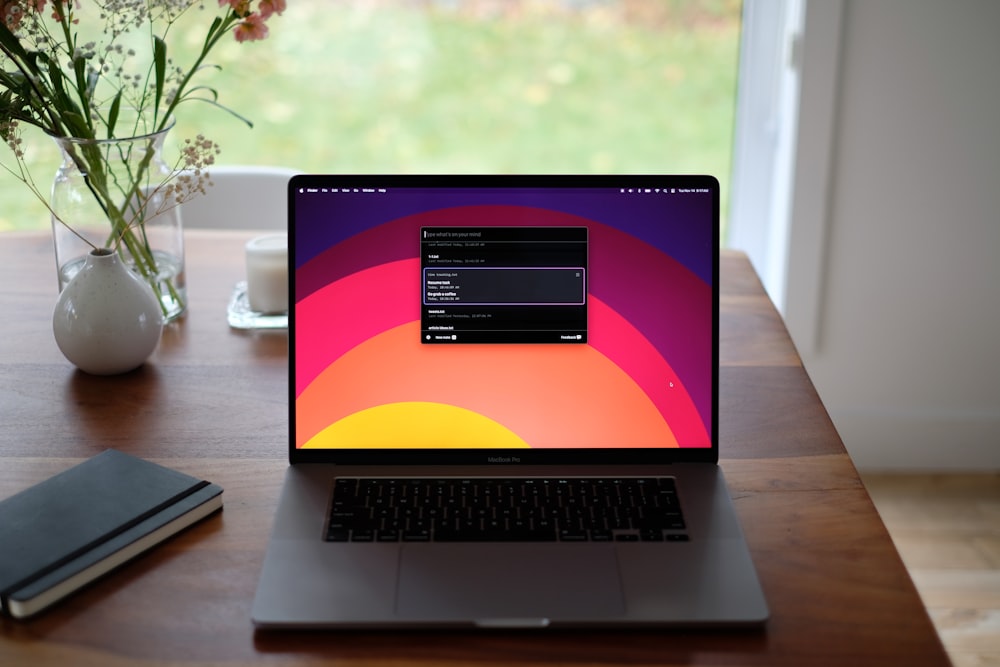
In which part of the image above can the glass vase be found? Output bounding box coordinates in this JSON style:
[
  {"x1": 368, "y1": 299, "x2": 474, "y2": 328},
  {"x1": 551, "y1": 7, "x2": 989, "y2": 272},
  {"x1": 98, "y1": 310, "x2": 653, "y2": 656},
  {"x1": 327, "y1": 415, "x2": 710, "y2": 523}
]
[{"x1": 50, "y1": 118, "x2": 186, "y2": 321}]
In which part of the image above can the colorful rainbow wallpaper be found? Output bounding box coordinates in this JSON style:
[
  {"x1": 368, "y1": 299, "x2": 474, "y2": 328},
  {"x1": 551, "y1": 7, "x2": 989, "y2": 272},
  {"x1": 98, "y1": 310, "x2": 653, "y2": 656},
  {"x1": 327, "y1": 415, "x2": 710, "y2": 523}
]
[{"x1": 294, "y1": 190, "x2": 714, "y2": 450}]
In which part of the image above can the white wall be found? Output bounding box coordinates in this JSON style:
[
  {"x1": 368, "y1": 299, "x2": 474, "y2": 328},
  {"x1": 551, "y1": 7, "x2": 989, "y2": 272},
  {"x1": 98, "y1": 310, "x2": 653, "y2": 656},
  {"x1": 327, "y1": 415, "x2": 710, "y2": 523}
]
[{"x1": 786, "y1": 0, "x2": 1000, "y2": 470}]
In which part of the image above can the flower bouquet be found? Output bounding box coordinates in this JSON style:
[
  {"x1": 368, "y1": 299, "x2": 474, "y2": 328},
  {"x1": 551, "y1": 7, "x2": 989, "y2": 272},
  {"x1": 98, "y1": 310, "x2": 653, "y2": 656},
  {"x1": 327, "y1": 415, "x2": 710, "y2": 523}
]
[{"x1": 0, "y1": 0, "x2": 285, "y2": 319}]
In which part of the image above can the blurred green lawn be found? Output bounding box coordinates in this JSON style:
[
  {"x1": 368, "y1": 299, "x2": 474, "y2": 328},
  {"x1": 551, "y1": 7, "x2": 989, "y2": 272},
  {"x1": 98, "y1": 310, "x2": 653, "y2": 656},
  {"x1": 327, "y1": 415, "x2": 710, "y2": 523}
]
[{"x1": 1, "y1": 0, "x2": 741, "y2": 236}]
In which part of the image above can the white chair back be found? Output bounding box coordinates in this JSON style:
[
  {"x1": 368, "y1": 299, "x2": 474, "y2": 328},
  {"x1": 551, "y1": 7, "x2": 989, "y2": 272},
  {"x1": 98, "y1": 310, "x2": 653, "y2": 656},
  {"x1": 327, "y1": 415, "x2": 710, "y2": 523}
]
[{"x1": 180, "y1": 165, "x2": 300, "y2": 230}]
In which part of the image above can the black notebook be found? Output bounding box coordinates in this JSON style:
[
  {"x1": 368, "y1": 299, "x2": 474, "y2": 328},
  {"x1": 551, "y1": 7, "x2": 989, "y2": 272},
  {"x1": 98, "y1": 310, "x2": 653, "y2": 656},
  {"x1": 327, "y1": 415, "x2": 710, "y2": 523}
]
[{"x1": 0, "y1": 449, "x2": 223, "y2": 619}]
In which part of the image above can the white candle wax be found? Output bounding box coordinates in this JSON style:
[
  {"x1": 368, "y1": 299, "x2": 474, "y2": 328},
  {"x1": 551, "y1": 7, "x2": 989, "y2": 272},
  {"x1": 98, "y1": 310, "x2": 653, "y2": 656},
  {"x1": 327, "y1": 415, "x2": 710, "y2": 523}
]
[{"x1": 245, "y1": 234, "x2": 288, "y2": 314}]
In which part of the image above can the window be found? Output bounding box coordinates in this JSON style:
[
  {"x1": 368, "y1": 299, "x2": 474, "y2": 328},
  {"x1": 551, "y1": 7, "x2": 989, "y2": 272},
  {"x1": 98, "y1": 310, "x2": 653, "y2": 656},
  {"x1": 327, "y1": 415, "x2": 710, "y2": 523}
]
[{"x1": 2, "y1": 1, "x2": 742, "y2": 237}]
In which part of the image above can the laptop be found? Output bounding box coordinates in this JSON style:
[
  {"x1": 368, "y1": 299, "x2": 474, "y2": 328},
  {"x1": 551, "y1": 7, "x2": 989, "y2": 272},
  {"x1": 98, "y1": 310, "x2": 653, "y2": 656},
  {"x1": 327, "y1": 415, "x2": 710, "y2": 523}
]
[{"x1": 251, "y1": 174, "x2": 769, "y2": 629}]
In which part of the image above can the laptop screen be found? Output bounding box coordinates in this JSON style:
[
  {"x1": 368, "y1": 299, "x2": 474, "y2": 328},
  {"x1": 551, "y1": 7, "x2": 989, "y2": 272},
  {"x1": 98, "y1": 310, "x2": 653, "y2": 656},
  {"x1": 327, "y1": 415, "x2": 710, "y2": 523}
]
[{"x1": 289, "y1": 175, "x2": 718, "y2": 465}]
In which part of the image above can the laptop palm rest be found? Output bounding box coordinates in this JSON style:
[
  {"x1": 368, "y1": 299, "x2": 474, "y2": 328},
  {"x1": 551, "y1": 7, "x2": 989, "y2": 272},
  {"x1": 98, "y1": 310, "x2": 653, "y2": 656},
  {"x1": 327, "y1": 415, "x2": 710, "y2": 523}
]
[{"x1": 395, "y1": 544, "x2": 625, "y2": 623}]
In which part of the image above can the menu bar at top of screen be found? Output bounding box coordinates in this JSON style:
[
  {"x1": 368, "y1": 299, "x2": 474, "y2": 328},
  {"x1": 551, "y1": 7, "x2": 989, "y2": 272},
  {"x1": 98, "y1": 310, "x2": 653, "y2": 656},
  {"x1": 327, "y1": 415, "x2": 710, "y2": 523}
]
[{"x1": 295, "y1": 186, "x2": 709, "y2": 195}]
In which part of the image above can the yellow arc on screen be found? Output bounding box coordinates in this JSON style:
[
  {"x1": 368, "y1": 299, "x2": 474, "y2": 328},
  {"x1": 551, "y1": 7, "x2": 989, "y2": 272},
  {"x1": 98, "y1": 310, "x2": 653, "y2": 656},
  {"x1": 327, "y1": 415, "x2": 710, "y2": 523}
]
[{"x1": 301, "y1": 401, "x2": 531, "y2": 449}]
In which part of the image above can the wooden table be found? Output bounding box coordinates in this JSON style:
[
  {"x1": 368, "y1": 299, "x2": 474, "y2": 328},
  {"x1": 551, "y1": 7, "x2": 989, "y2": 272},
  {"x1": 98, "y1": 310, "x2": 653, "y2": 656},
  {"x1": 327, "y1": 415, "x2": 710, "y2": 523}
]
[{"x1": 0, "y1": 230, "x2": 951, "y2": 666}]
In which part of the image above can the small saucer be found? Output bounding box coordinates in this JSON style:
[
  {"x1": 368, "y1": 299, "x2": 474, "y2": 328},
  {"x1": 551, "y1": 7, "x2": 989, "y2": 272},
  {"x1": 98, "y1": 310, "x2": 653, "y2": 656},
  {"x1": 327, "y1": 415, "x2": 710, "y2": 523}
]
[{"x1": 227, "y1": 281, "x2": 287, "y2": 330}]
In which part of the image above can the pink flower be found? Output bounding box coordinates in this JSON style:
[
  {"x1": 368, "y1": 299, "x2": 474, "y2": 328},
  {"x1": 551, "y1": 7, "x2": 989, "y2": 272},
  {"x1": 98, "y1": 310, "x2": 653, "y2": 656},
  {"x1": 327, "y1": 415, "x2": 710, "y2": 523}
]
[
  {"x1": 1, "y1": 1, "x2": 20, "y2": 29},
  {"x1": 258, "y1": 0, "x2": 285, "y2": 20},
  {"x1": 48, "y1": 0, "x2": 79, "y2": 23},
  {"x1": 219, "y1": 0, "x2": 250, "y2": 16},
  {"x1": 2, "y1": 0, "x2": 46, "y2": 29},
  {"x1": 233, "y1": 12, "x2": 268, "y2": 42}
]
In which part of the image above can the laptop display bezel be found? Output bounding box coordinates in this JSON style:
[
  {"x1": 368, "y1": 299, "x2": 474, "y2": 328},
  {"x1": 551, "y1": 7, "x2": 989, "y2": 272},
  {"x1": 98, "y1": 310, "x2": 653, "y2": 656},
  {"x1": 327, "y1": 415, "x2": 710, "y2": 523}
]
[{"x1": 287, "y1": 174, "x2": 720, "y2": 466}]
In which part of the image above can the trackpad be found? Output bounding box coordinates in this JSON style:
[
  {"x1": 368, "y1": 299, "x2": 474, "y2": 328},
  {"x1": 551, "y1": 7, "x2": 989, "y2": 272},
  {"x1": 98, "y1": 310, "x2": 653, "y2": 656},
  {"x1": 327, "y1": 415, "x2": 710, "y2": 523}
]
[{"x1": 396, "y1": 544, "x2": 625, "y2": 623}]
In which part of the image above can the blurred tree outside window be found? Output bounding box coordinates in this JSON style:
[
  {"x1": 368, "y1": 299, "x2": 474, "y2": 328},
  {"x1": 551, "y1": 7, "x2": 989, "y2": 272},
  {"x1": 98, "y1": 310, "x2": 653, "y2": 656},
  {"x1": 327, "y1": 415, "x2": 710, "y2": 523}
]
[{"x1": 2, "y1": 0, "x2": 742, "y2": 239}]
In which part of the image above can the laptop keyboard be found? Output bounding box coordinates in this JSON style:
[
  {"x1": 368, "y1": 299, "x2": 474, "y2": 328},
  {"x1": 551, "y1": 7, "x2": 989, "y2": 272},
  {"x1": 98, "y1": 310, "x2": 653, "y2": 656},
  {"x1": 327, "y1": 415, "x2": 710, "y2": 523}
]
[{"x1": 325, "y1": 477, "x2": 688, "y2": 543}]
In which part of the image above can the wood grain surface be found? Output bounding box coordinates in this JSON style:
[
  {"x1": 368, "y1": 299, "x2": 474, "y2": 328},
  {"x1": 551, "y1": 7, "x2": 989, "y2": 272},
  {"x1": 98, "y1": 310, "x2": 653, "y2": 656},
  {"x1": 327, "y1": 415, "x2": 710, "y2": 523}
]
[{"x1": 0, "y1": 231, "x2": 951, "y2": 666}]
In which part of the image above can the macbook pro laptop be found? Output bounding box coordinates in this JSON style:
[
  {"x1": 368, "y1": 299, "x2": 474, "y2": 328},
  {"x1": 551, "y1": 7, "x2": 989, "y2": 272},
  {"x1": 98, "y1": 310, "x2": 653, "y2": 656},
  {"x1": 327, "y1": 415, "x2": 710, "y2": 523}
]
[{"x1": 251, "y1": 174, "x2": 769, "y2": 629}]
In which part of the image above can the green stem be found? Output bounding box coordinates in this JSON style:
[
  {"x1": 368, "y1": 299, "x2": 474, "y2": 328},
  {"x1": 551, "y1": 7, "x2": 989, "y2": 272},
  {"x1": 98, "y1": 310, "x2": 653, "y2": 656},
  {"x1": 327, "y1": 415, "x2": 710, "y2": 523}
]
[
  {"x1": 156, "y1": 13, "x2": 240, "y2": 132},
  {"x1": 52, "y1": 1, "x2": 93, "y2": 134}
]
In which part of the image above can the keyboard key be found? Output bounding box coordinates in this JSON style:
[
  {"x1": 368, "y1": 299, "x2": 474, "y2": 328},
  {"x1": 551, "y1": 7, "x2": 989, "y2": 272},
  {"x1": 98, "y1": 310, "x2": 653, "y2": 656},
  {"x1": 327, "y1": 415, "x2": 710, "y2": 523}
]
[
  {"x1": 402, "y1": 530, "x2": 431, "y2": 542},
  {"x1": 558, "y1": 529, "x2": 588, "y2": 542}
]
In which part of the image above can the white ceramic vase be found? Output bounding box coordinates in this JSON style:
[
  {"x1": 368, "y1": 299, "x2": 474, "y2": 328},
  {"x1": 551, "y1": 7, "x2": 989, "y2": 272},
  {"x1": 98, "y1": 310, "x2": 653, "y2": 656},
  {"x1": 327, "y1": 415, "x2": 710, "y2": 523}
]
[{"x1": 52, "y1": 249, "x2": 164, "y2": 375}]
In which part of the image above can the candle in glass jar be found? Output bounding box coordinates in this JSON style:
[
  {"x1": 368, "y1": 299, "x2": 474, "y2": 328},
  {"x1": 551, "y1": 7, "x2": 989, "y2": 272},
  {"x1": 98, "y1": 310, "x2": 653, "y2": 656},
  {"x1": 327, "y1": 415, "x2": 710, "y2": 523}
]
[{"x1": 245, "y1": 234, "x2": 288, "y2": 314}]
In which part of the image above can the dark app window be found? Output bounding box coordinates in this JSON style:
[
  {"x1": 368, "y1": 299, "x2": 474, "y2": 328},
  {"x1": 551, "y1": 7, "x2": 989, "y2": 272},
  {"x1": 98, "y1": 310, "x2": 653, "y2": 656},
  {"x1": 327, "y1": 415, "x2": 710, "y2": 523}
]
[{"x1": 421, "y1": 226, "x2": 588, "y2": 344}]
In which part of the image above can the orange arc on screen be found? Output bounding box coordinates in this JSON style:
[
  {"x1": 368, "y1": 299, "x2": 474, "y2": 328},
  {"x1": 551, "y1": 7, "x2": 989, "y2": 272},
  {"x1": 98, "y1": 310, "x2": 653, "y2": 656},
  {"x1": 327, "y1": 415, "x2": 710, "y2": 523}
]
[{"x1": 296, "y1": 322, "x2": 678, "y2": 449}]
